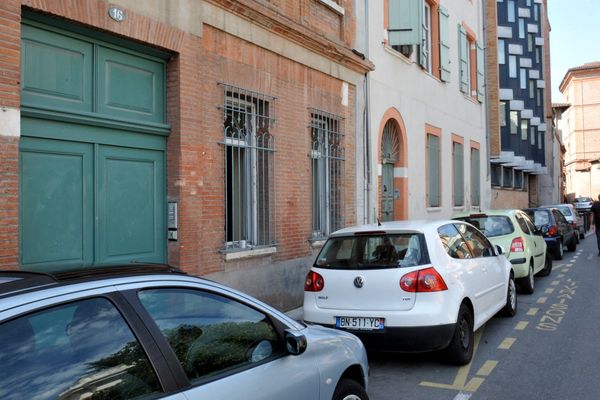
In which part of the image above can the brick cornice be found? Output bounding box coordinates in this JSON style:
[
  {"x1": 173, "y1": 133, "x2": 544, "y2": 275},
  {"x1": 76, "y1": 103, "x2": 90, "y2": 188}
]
[{"x1": 204, "y1": 0, "x2": 374, "y2": 74}]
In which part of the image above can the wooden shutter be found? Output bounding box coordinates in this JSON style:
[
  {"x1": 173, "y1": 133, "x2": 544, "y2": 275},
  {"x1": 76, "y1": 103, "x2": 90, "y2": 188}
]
[
  {"x1": 439, "y1": 6, "x2": 451, "y2": 82},
  {"x1": 389, "y1": 0, "x2": 422, "y2": 46},
  {"x1": 476, "y1": 42, "x2": 485, "y2": 102},
  {"x1": 453, "y1": 142, "x2": 464, "y2": 206},
  {"x1": 428, "y1": 135, "x2": 440, "y2": 207},
  {"x1": 471, "y1": 148, "x2": 480, "y2": 206},
  {"x1": 458, "y1": 25, "x2": 468, "y2": 94}
]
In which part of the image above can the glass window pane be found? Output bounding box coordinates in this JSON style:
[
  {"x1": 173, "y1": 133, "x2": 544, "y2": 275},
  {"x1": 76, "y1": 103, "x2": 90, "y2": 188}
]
[
  {"x1": 521, "y1": 119, "x2": 528, "y2": 141},
  {"x1": 461, "y1": 225, "x2": 494, "y2": 258},
  {"x1": 520, "y1": 69, "x2": 527, "y2": 89},
  {"x1": 509, "y1": 56, "x2": 517, "y2": 78},
  {"x1": 519, "y1": 19, "x2": 525, "y2": 39},
  {"x1": 530, "y1": 80, "x2": 535, "y2": 98},
  {"x1": 491, "y1": 164, "x2": 502, "y2": 186},
  {"x1": 503, "y1": 167, "x2": 513, "y2": 188},
  {"x1": 0, "y1": 298, "x2": 162, "y2": 400},
  {"x1": 138, "y1": 288, "x2": 283, "y2": 383},
  {"x1": 508, "y1": 1, "x2": 515, "y2": 22},
  {"x1": 510, "y1": 111, "x2": 519, "y2": 134},
  {"x1": 500, "y1": 102, "x2": 507, "y2": 127},
  {"x1": 498, "y1": 40, "x2": 505, "y2": 64},
  {"x1": 438, "y1": 224, "x2": 472, "y2": 259}
]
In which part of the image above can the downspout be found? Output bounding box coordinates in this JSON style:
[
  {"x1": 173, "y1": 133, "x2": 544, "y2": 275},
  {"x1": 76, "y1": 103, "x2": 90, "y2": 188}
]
[
  {"x1": 482, "y1": 0, "x2": 491, "y2": 207},
  {"x1": 364, "y1": 0, "x2": 372, "y2": 223}
]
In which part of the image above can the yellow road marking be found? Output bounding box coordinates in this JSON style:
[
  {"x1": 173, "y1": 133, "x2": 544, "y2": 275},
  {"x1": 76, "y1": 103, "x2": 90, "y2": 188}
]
[
  {"x1": 514, "y1": 321, "x2": 528, "y2": 330},
  {"x1": 420, "y1": 329, "x2": 484, "y2": 391},
  {"x1": 545, "y1": 288, "x2": 555, "y2": 294},
  {"x1": 498, "y1": 337, "x2": 516, "y2": 350},
  {"x1": 464, "y1": 377, "x2": 485, "y2": 392},
  {"x1": 537, "y1": 297, "x2": 547, "y2": 304},
  {"x1": 476, "y1": 360, "x2": 498, "y2": 376},
  {"x1": 558, "y1": 274, "x2": 565, "y2": 278},
  {"x1": 551, "y1": 281, "x2": 560, "y2": 286},
  {"x1": 561, "y1": 269, "x2": 569, "y2": 273},
  {"x1": 527, "y1": 307, "x2": 539, "y2": 316}
]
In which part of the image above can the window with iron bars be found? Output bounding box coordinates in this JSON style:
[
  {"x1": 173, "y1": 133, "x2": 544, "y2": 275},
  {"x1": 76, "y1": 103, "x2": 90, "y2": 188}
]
[
  {"x1": 221, "y1": 84, "x2": 276, "y2": 250},
  {"x1": 310, "y1": 110, "x2": 345, "y2": 239}
]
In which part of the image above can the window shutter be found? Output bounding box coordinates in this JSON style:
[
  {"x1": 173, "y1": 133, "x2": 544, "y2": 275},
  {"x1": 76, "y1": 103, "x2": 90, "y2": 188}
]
[
  {"x1": 428, "y1": 135, "x2": 440, "y2": 207},
  {"x1": 389, "y1": 0, "x2": 423, "y2": 46},
  {"x1": 458, "y1": 25, "x2": 468, "y2": 93},
  {"x1": 439, "y1": 6, "x2": 451, "y2": 82},
  {"x1": 476, "y1": 42, "x2": 485, "y2": 102},
  {"x1": 454, "y1": 143, "x2": 464, "y2": 206},
  {"x1": 471, "y1": 148, "x2": 480, "y2": 206}
]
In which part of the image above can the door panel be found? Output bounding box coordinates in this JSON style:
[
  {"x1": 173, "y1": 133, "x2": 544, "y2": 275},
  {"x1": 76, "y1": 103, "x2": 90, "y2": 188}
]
[
  {"x1": 381, "y1": 163, "x2": 394, "y2": 221},
  {"x1": 97, "y1": 146, "x2": 165, "y2": 264},
  {"x1": 20, "y1": 138, "x2": 94, "y2": 269}
]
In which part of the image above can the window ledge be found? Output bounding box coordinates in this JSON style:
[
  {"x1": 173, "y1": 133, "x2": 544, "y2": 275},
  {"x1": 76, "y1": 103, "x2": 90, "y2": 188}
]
[
  {"x1": 453, "y1": 206, "x2": 466, "y2": 211},
  {"x1": 318, "y1": 0, "x2": 345, "y2": 15},
  {"x1": 223, "y1": 246, "x2": 277, "y2": 261},
  {"x1": 427, "y1": 207, "x2": 442, "y2": 212}
]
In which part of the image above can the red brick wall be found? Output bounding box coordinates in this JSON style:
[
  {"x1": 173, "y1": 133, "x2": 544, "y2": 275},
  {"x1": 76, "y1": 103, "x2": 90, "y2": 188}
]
[
  {"x1": 0, "y1": 1, "x2": 21, "y2": 269},
  {"x1": 0, "y1": 0, "x2": 358, "y2": 277}
]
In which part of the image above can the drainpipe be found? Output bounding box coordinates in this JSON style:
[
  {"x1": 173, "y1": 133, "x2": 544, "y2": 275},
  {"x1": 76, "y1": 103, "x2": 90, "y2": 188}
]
[
  {"x1": 482, "y1": 0, "x2": 491, "y2": 208},
  {"x1": 364, "y1": 0, "x2": 372, "y2": 223}
]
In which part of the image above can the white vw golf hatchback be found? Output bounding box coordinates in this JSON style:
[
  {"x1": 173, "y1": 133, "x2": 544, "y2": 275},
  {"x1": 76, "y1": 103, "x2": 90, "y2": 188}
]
[{"x1": 303, "y1": 220, "x2": 517, "y2": 365}]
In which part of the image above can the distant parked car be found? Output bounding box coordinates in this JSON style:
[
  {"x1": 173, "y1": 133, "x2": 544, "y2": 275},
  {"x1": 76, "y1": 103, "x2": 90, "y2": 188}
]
[
  {"x1": 453, "y1": 209, "x2": 551, "y2": 294},
  {"x1": 524, "y1": 207, "x2": 577, "y2": 260},
  {"x1": 542, "y1": 203, "x2": 585, "y2": 239},
  {"x1": 0, "y1": 266, "x2": 370, "y2": 400},
  {"x1": 573, "y1": 196, "x2": 593, "y2": 212},
  {"x1": 303, "y1": 220, "x2": 516, "y2": 366}
]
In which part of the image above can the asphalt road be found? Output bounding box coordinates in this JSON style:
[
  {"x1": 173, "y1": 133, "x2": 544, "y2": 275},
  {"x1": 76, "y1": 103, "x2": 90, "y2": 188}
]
[{"x1": 367, "y1": 232, "x2": 600, "y2": 400}]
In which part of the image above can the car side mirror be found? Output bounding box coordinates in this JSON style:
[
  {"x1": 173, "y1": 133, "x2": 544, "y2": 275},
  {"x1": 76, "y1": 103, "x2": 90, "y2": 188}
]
[
  {"x1": 285, "y1": 329, "x2": 307, "y2": 356},
  {"x1": 495, "y1": 245, "x2": 505, "y2": 256}
]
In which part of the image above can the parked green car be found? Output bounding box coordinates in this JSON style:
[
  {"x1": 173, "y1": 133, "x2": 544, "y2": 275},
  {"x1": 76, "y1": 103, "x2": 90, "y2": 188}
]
[{"x1": 453, "y1": 209, "x2": 551, "y2": 294}]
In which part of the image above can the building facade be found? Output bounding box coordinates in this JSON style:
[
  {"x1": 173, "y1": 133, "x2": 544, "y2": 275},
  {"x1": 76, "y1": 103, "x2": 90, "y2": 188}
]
[
  {"x1": 361, "y1": 0, "x2": 489, "y2": 223},
  {"x1": 486, "y1": 0, "x2": 553, "y2": 208},
  {"x1": 0, "y1": 0, "x2": 372, "y2": 309},
  {"x1": 559, "y1": 62, "x2": 600, "y2": 200}
]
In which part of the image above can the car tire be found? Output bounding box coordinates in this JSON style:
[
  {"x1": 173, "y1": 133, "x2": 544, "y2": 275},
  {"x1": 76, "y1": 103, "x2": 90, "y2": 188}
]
[
  {"x1": 444, "y1": 304, "x2": 474, "y2": 366},
  {"x1": 501, "y1": 274, "x2": 517, "y2": 317},
  {"x1": 537, "y1": 253, "x2": 552, "y2": 277},
  {"x1": 332, "y1": 379, "x2": 369, "y2": 400},
  {"x1": 518, "y1": 263, "x2": 535, "y2": 294},
  {"x1": 567, "y1": 235, "x2": 577, "y2": 252},
  {"x1": 554, "y1": 239, "x2": 564, "y2": 260}
]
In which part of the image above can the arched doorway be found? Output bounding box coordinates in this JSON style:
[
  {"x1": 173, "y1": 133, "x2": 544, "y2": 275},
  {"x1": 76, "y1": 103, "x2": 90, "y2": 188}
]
[{"x1": 381, "y1": 120, "x2": 400, "y2": 221}]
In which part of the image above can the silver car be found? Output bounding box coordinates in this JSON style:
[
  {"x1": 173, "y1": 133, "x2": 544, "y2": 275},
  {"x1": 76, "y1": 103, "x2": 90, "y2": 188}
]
[
  {"x1": 0, "y1": 266, "x2": 369, "y2": 400},
  {"x1": 573, "y1": 197, "x2": 593, "y2": 212}
]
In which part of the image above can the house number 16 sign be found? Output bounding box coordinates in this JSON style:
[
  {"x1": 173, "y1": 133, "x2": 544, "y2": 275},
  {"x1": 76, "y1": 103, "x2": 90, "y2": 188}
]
[{"x1": 108, "y1": 6, "x2": 126, "y2": 22}]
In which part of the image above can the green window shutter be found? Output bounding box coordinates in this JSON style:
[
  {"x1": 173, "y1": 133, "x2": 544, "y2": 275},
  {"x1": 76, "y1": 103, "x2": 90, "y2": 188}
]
[
  {"x1": 458, "y1": 25, "x2": 468, "y2": 93},
  {"x1": 471, "y1": 148, "x2": 480, "y2": 206},
  {"x1": 389, "y1": 0, "x2": 423, "y2": 46},
  {"x1": 453, "y1": 142, "x2": 464, "y2": 206},
  {"x1": 439, "y1": 6, "x2": 451, "y2": 82},
  {"x1": 476, "y1": 42, "x2": 485, "y2": 102},
  {"x1": 428, "y1": 134, "x2": 440, "y2": 207}
]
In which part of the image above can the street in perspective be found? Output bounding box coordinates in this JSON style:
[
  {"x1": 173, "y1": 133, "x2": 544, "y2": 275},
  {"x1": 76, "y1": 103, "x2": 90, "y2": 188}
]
[{"x1": 2, "y1": 0, "x2": 600, "y2": 399}]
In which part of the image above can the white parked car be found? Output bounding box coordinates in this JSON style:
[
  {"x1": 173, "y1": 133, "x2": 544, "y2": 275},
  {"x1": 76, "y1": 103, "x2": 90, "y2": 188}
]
[{"x1": 303, "y1": 220, "x2": 516, "y2": 365}]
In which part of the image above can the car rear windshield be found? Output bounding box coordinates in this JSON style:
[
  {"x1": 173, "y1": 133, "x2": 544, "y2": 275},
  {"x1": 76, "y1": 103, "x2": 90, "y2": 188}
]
[
  {"x1": 524, "y1": 210, "x2": 551, "y2": 226},
  {"x1": 556, "y1": 205, "x2": 572, "y2": 216},
  {"x1": 454, "y1": 216, "x2": 514, "y2": 237},
  {"x1": 315, "y1": 233, "x2": 429, "y2": 270},
  {"x1": 575, "y1": 197, "x2": 592, "y2": 203}
]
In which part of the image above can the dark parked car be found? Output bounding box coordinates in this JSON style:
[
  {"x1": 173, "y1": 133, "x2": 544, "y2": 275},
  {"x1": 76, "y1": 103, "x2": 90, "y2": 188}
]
[{"x1": 524, "y1": 207, "x2": 577, "y2": 260}]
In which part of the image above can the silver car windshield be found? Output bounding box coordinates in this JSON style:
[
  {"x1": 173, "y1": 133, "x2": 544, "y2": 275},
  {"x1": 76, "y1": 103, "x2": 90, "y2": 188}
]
[{"x1": 315, "y1": 233, "x2": 429, "y2": 270}]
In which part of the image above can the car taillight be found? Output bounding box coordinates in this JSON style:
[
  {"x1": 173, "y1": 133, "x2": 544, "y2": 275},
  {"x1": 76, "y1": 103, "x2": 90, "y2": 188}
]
[
  {"x1": 570, "y1": 222, "x2": 577, "y2": 228},
  {"x1": 304, "y1": 271, "x2": 324, "y2": 292},
  {"x1": 400, "y1": 267, "x2": 448, "y2": 293},
  {"x1": 510, "y1": 237, "x2": 525, "y2": 253},
  {"x1": 548, "y1": 225, "x2": 558, "y2": 237}
]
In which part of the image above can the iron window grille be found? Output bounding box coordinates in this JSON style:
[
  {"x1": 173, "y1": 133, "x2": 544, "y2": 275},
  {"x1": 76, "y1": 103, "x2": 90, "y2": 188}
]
[
  {"x1": 220, "y1": 83, "x2": 277, "y2": 250},
  {"x1": 310, "y1": 109, "x2": 345, "y2": 239}
]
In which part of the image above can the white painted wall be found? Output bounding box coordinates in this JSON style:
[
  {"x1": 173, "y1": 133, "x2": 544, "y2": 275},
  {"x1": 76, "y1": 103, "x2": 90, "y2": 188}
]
[{"x1": 364, "y1": 0, "x2": 490, "y2": 220}]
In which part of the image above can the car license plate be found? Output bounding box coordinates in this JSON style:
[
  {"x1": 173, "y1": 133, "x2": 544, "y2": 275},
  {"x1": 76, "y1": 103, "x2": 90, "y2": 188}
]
[{"x1": 335, "y1": 316, "x2": 385, "y2": 330}]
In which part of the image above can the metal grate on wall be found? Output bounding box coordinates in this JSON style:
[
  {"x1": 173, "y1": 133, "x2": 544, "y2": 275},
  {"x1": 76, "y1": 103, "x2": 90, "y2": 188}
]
[
  {"x1": 310, "y1": 108, "x2": 345, "y2": 238},
  {"x1": 219, "y1": 83, "x2": 277, "y2": 250}
]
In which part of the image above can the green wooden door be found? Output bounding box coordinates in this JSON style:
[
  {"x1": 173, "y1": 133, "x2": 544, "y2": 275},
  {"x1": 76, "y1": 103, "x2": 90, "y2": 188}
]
[
  {"x1": 20, "y1": 138, "x2": 94, "y2": 269},
  {"x1": 381, "y1": 163, "x2": 394, "y2": 222},
  {"x1": 19, "y1": 16, "x2": 169, "y2": 271}
]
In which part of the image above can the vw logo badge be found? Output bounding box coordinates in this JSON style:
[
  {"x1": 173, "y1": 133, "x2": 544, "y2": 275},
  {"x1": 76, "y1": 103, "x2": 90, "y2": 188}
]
[{"x1": 353, "y1": 276, "x2": 365, "y2": 288}]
